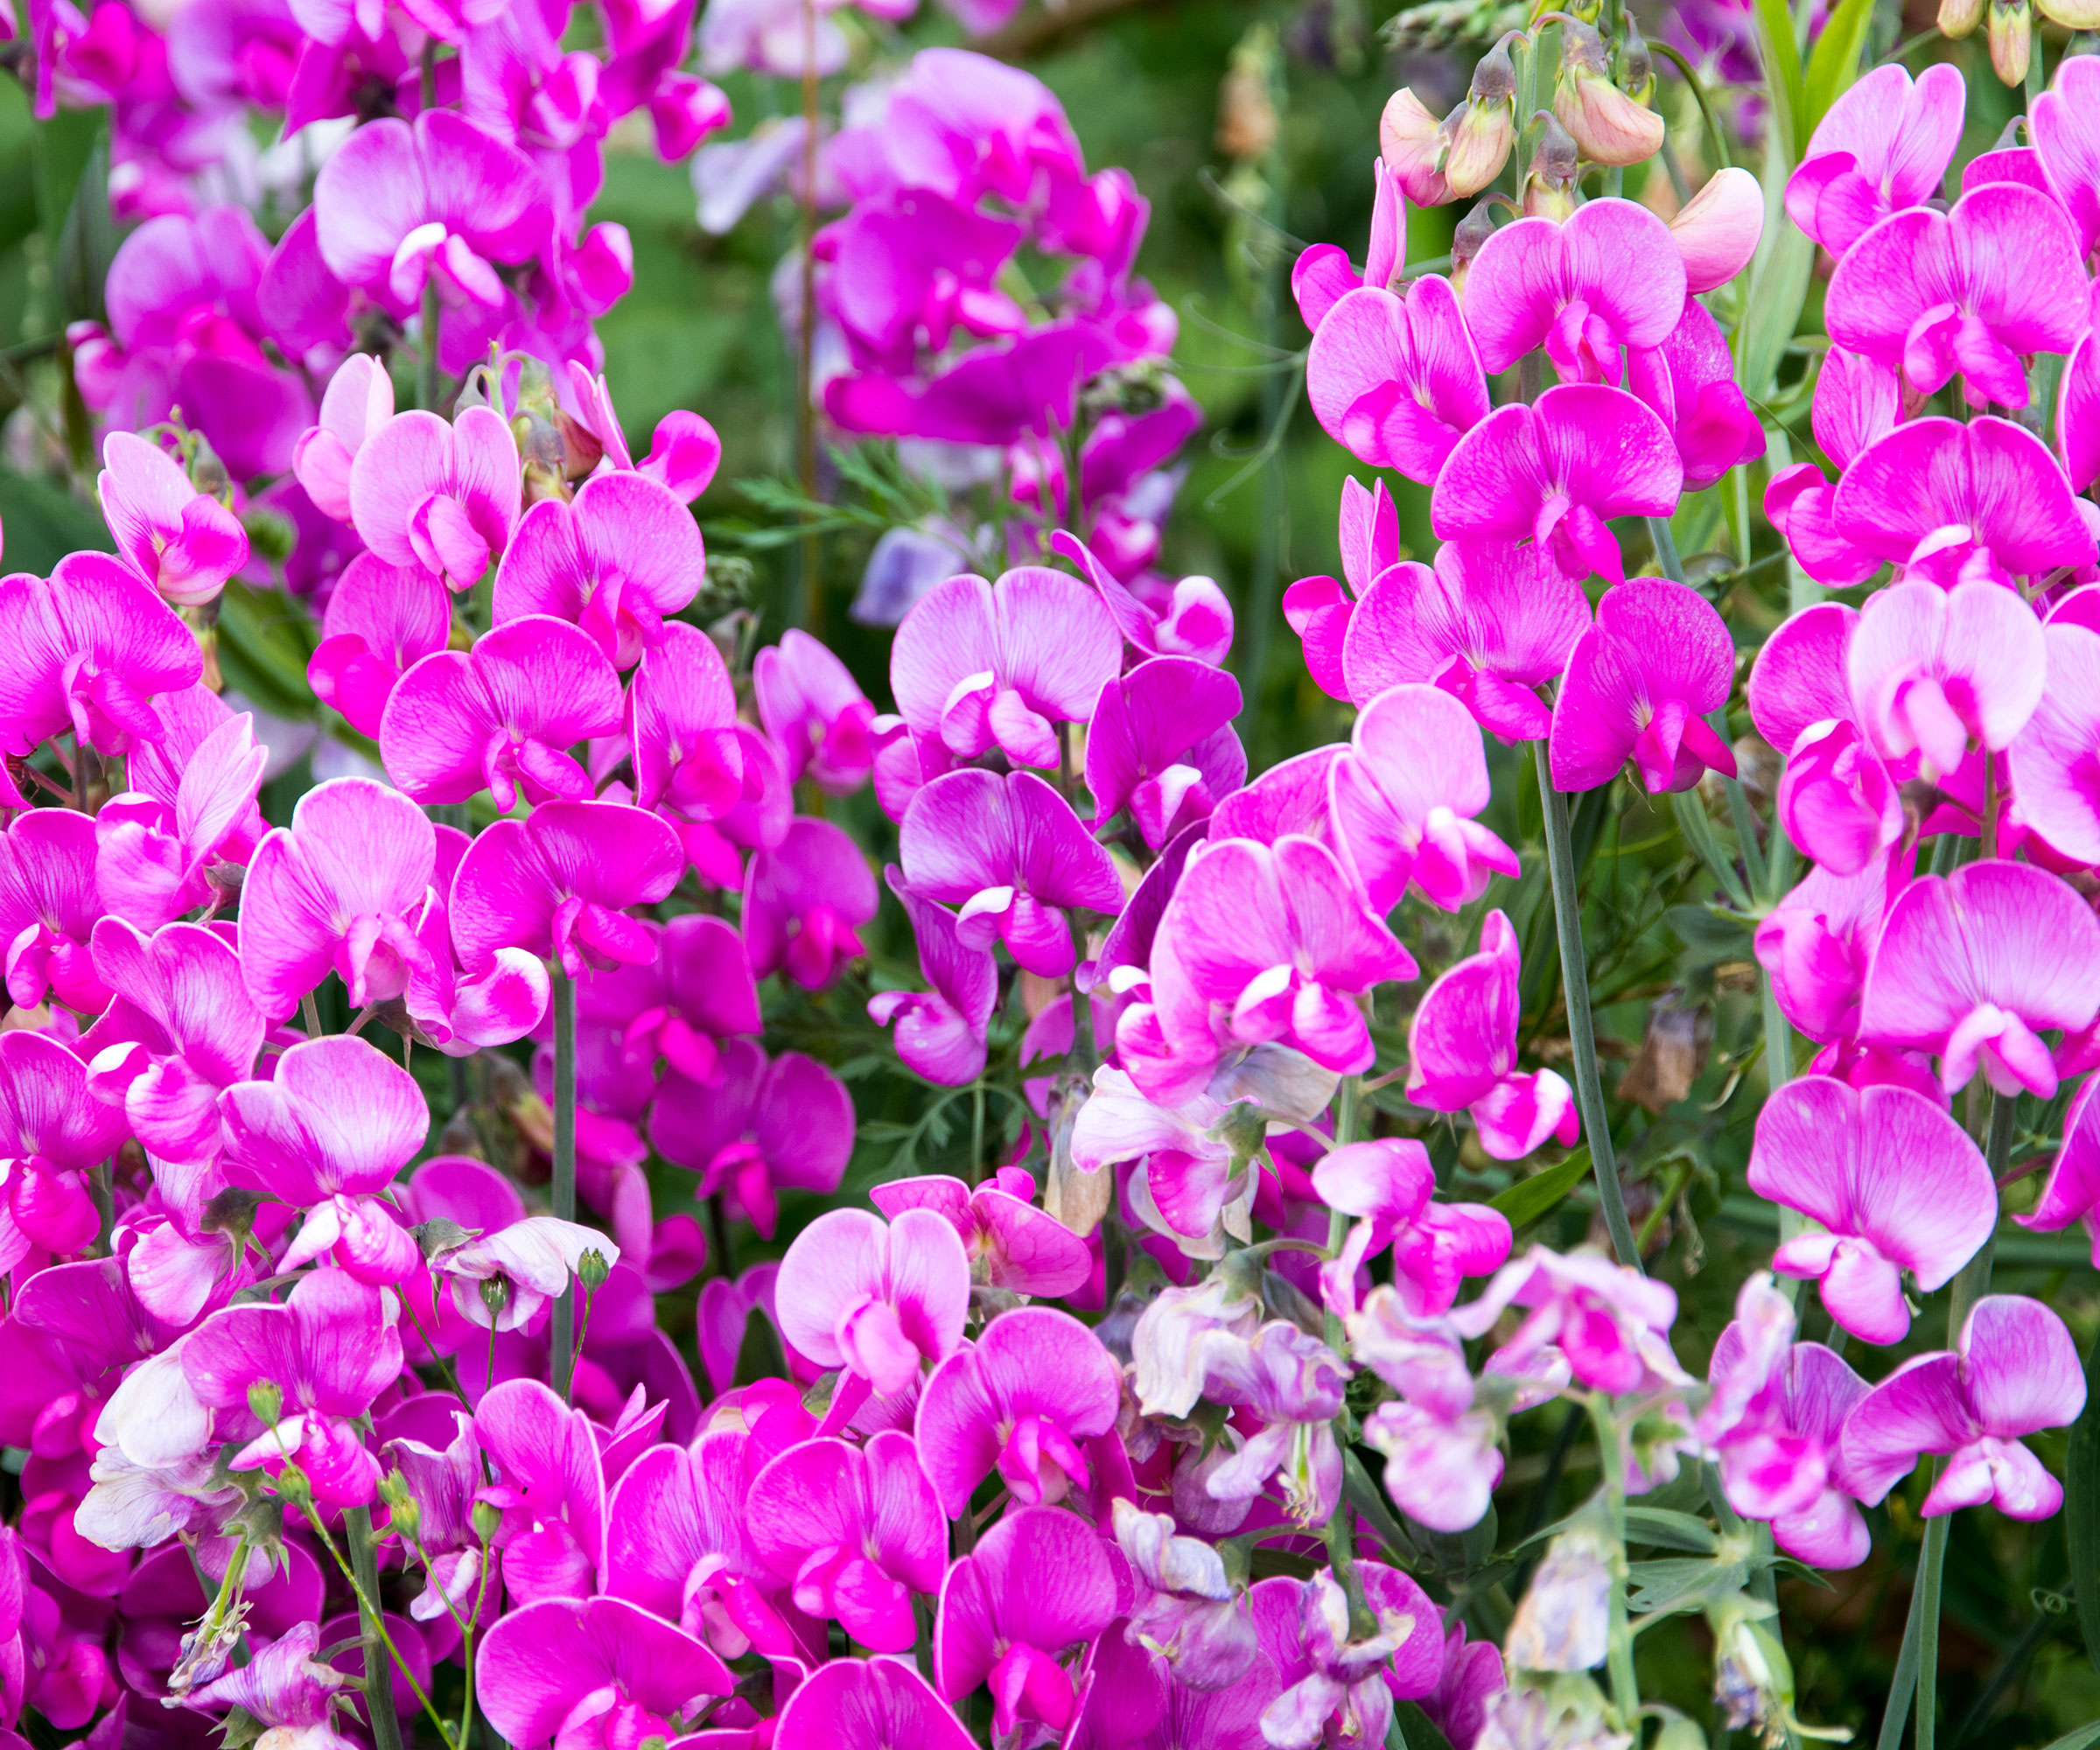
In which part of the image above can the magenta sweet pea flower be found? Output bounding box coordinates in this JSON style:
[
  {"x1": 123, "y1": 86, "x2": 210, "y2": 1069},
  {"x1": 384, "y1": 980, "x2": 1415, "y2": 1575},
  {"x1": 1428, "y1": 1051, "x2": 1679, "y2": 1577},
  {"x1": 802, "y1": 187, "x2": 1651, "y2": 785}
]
[
  {"x1": 1859, "y1": 858, "x2": 2100, "y2": 1098},
  {"x1": 774, "y1": 1206, "x2": 970, "y2": 1397},
  {"x1": 1748, "y1": 1077, "x2": 1995, "y2": 1345},
  {"x1": 564, "y1": 364, "x2": 724, "y2": 503},
  {"x1": 2017, "y1": 1074, "x2": 2100, "y2": 1264},
  {"x1": 1049, "y1": 528, "x2": 1235, "y2": 668},
  {"x1": 94, "y1": 710, "x2": 266, "y2": 928},
  {"x1": 1449, "y1": 1245, "x2": 1683, "y2": 1396},
  {"x1": 382, "y1": 614, "x2": 624, "y2": 810},
  {"x1": 1753, "y1": 850, "x2": 1908, "y2": 1046},
  {"x1": 451, "y1": 800, "x2": 685, "y2": 980},
  {"x1": 0, "y1": 1032, "x2": 130, "y2": 1270},
  {"x1": 1084, "y1": 655, "x2": 1245, "y2": 850},
  {"x1": 1550, "y1": 577, "x2": 1740, "y2": 794},
  {"x1": 493, "y1": 470, "x2": 704, "y2": 668},
  {"x1": 1292, "y1": 155, "x2": 1404, "y2": 331},
  {"x1": 1765, "y1": 348, "x2": 1905, "y2": 589},
  {"x1": 0, "y1": 809, "x2": 108, "y2": 1013},
  {"x1": 752, "y1": 627, "x2": 877, "y2": 796},
  {"x1": 649, "y1": 1040, "x2": 851, "y2": 1239},
  {"x1": 1341, "y1": 537, "x2": 1590, "y2": 739},
  {"x1": 1783, "y1": 61, "x2": 1965, "y2": 256},
  {"x1": 628, "y1": 619, "x2": 745, "y2": 827},
  {"x1": 306, "y1": 553, "x2": 452, "y2": 739},
  {"x1": 742, "y1": 816, "x2": 878, "y2": 990},
  {"x1": 935, "y1": 1504, "x2": 1116, "y2": 1739},
  {"x1": 899, "y1": 769, "x2": 1124, "y2": 977},
  {"x1": 1431, "y1": 383, "x2": 1683, "y2": 587},
  {"x1": 889, "y1": 564, "x2": 1124, "y2": 770},
  {"x1": 1330, "y1": 683, "x2": 1519, "y2": 914},
  {"x1": 472, "y1": 1377, "x2": 609, "y2": 1603},
  {"x1": 2013, "y1": 621, "x2": 2100, "y2": 866},
  {"x1": 292, "y1": 354, "x2": 394, "y2": 523},
  {"x1": 1312, "y1": 1139, "x2": 1511, "y2": 1320},
  {"x1": 869, "y1": 869, "x2": 998, "y2": 1087},
  {"x1": 1283, "y1": 477, "x2": 1396, "y2": 702},
  {"x1": 347, "y1": 407, "x2": 523, "y2": 592},
  {"x1": 914, "y1": 1305, "x2": 1121, "y2": 1516},
  {"x1": 1463, "y1": 198, "x2": 1687, "y2": 386},
  {"x1": 1304, "y1": 276, "x2": 1490, "y2": 483},
  {"x1": 97, "y1": 432, "x2": 249, "y2": 608},
  {"x1": 872, "y1": 1170, "x2": 1092, "y2": 1298},
  {"x1": 1628, "y1": 300, "x2": 1767, "y2": 489},
  {"x1": 1841, "y1": 1294, "x2": 2086, "y2": 1522},
  {"x1": 0, "y1": 553, "x2": 202, "y2": 759},
  {"x1": 1407, "y1": 909, "x2": 1579, "y2": 1158},
  {"x1": 476, "y1": 1595, "x2": 732, "y2": 1750},
  {"x1": 1824, "y1": 182, "x2": 2086, "y2": 410},
  {"x1": 774, "y1": 1656, "x2": 975, "y2": 1750}
]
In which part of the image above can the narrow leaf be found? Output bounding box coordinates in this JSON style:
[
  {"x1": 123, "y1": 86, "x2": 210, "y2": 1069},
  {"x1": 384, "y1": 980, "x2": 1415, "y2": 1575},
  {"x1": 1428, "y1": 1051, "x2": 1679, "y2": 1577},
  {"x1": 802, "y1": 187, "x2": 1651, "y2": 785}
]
[
  {"x1": 1802, "y1": 0, "x2": 1876, "y2": 136},
  {"x1": 2065, "y1": 1324, "x2": 2100, "y2": 1677},
  {"x1": 1749, "y1": 0, "x2": 1805, "y2": 163},
  {"x1": 1490, "y1": 1147, "x2": 1592, "y2": 1228}
]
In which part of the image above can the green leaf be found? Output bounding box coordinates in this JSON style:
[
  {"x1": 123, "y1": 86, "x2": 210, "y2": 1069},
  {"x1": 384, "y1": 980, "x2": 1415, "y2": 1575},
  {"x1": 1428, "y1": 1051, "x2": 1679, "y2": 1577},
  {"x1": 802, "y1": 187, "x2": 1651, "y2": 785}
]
[
  {"x1": 1392, "y1": 1700, "x2": 1458, "y2": 1750},
  {"x1": 2065, "y1": 1324, "x2": 2100, "y2": 1677},
  {"x1": 0, "y1": 468, "x2": 114, "y2": 576},
  {"x1": 1748, "y1": 0, "x2": 1806, "y2": 164},
  {"x1": 1736, "y1": 207, "x2": 1815, "y2": 404},
  {"x1": 1802, "y1": 0, "x2": 1876, "y2": 137},
  {"x1": 214, "y1": 580, "x2": 318, "y2": 721},
  {"x1": 1663, "y1": 902, "x2": 1754, "y2": 964},
  {"x1": 1624, "y1": 1507, "x2": 1721, "y2": 1554},
  {"x1": 1628, "y1": 1555, "x2": 1749, "y2": 1613},
  {"x1": 1489, "y1": 1147, "x2": 1592, "y2": 1228},
  {"x1": 2040, "y1": 1729, "x2": 2100, "y2": 1750}
]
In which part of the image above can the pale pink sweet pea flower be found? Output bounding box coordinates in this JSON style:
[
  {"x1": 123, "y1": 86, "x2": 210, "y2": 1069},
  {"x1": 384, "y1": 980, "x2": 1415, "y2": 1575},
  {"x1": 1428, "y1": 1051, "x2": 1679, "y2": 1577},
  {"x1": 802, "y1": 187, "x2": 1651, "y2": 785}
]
[
  {"x1": 1407, "y1": 908, "x2": 1579, "y2": 1158},
  {"x1": 1550, "y1": 577, "x2": 1739, "y2": 794},
  {"x1": 306, "y1": 553, "x2": 452, "y2": 739},
  {"x1": 1251, "y1": 1564, "x2": 1444, "y2": 1750},
  {"x1": 1752, "y1": 850, "x2": 1908, "y2": 1046},
  {"x1": 1783, "y1": 61, "x2": 1965, "y2": 256},
  {"x1": 872, "y1": 1170, "x2": 1092, "y2": 1298},
  {"x1": 1304, "y1": 276, "x2": 1490, "y2": 484},
  {"x1": 429, "y1": 1216, "x2": 619, "y2": 1332},
  {"x1": 869, "y1": 869, "x2": 998, "y2": 1087},
  {"x1": 347, "y1": 406, "x2": 523, "y2": 592},
  {"x1": 743, "y1": 816, "x2": 878, "y2": 990},
  {"x1": 293, "y1": 354, "x2": 395, "y2": 523},
  {"x1": 1312, "y1": 1139, "x2": 1510, "y2": 1320},
  {"x1": 93, "y1": 708, "x2": 266, "y2": 928},
  {"x1": 1431, "y1": 383, "x2": 1683, "y2": 587},
  {"x1": 0, "y1": 809, "x2": 108, "y2": 1013},
  {"x1": 1859, "y1": 859, "x2": 2100, "y2": 1099},
  {"x1": 1841, "y1": 1294, "x2": 2086, "y2": 1522},
  {"x1": 774, "y1": 1206, "x2": 970, "y2": 1398},
  {"x1": 753, "y1": 628, "x2": 877, "y2": 796},
  {"x1": 97, "y1": 432, "x2": 249, "y2": 607},
  {"x1": 1449, "y1": 1245, "x2": 1683, "y2": 1396},
  {"x1": 1667, "y1": 165, "x2": 1763, "y2": 292},
  {"x1": 1748, "y1": 1076, "x2": 1995, "y2": 1346},
  {"x1": 0, "y1": 1031, "x2": 130, "y2": 1270},
  {"x1": 1283, "y1": 477, "x2": 1396, "y2": 702}
]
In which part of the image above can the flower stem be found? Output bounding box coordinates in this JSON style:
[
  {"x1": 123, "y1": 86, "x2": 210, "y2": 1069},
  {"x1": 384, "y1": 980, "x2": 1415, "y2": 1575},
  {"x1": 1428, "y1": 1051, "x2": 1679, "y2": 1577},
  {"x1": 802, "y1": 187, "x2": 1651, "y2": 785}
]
[
  {"x1": 550, "y1": 967, "x2": 577, "y2": 1403},
  {"x1": 346, "y1": 1505, "x2": 410, "y2": 1750},
  {"x1": 1586, "y1": 1395, "x2": 1642, "y2": 1726},
  {"x1": 796, "y1": 0, "x2": 822, "y2": 635},
  {"x1": 1531, "y1": 741, "x2": 1639, "y2": 1269},
  {"x1": 418, "y1": 42, "x2": 441, "y2": 415}
]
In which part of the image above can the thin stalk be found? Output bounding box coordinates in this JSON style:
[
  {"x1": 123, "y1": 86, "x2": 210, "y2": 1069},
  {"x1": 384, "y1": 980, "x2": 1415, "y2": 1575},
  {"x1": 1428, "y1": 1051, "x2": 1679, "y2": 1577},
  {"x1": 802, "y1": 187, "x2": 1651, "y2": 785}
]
[
  {"x1": 90, "y1": 1161, "x2": 114, "y2": 1256},
  {"x1": 1532, "y1": 741, "x2": 1640, "y2": 1269},
  {"x1": 550, "y1": 968, "x2": 577, "y2": 1402},
  {"x1": 1876, "y1": 1566, "x2": 1928, "y2": 1750},
  {"x1": 418, "y1": 43, "x2": 440, "y2": 414},
  {"x1": 970, "y1": 1080, "x2": 985, "y2": 1186},
  {"x1": 796, "y1": 0, "x2": 822, "y2": 634},
  {"x1": 301, "y1": 991, "x2": 323, "y2": 1037},
  {"x1": 346, "y1": 1505, "x2": 410, "y2": 1750},
  {"x1": 1586, "y1": 1396, "x2": 1642, "y2": 1726},
  {"x1": 1981, "y1": 750, "x2": 1998, "y2": 861},
  {"x1": 2024, "y1": 32, "x2": 2043, "y2": 110},
  {"x1": 1914, "y1": 1500, "x2": 1951, "y2": 1750}
]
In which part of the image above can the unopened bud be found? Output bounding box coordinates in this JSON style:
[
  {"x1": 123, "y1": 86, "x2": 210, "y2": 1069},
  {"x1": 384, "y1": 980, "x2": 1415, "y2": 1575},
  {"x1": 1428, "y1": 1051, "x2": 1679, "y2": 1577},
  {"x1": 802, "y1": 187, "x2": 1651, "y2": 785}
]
[
  {"x1": 1620, "y1": 16, "x2": 1656, "y2": 103},
  {"x1": 1988, "y1": 0, "x2": 2032, "y2": 84},
  {"x1": 1522, "y1": 111, "x2": 1581, "y2": 220},
  {"x1": 1554, "y1": 23, "x2": 1665, "y2": 166},
  {"x1": 480, "y1": 1275, "x2": 513, "y2": 1322},
  {"x1": 1450, "y1": 198, "x2": 1502, "y2": 288},
  {"x1": 247, "y1": 1380, "x2": 284, "y2": 1426},
  {"x1": 472, "y1": 1499, "x2": 503, "y2": 1543},
  {"x1": 272, "y1": 1460, "x2": 312, "y2": 1505},
  {"x1": 189, "y1": 442, "x2": 229, "y2": 500},
  {"x1": 377, "y1": 1470, "x2": 421, "y2": 1539},
  {"x1": 1380, "y1": 87, "x2": 1452, "y2": 205},
  {"x1": 577, "y1": 1248, "x2": 612, "y2": 1292},
  {"x1": 1938, "y1": 0, "x2": 1985, "y2": 37},
  {"x1": 1505, "y1": 1516, "x2": 1614, "y2": 1672},
  {"x1": 1437, "y1": 35, "x2": 1518, "y2": 198}
]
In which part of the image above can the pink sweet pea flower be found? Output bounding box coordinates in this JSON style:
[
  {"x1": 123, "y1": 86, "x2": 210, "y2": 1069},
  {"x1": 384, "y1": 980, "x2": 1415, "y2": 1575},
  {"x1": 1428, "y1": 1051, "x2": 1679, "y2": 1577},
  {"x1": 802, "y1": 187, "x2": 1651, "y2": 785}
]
[
  {"x1": 774, "y1": 1657, "x2": 974, "y2": 1750},
  {"x1": 1764, "y1": 348, "x2": 1904, "y2": 590},
  {"x1": 564, "y1": 364, "x2": 724, "y2": 504},
  {"x1": 1666, "y1": 165, "x2": 1764, "y2": 292},
  {"x1": 93, "y1": 709, "x2": 266, "y2": 928},
  {"x1": 899, "y1": 768, "x2": 1124, "y2": 978},
  {"x1": 1050, "y1": 528, "x2": 1235, "y2": 668},
  {"x1": 1463, "y1": 198, "x2": 1687, "y2": 387},
  {"x1": 2007, "y1": 620, "x2": 2100, "y2": 865},
  {"x1": 0, "y1": 810, "x2": 108, "y2": 1013},
  {"x1": 451, "y1": 800, "x2": 686, "y2": 980},
  {"x1": 347, "y1": 406, "x2": 523, "y2": 592},
  {"x1": 649, "y1": 1040, "x2": 851, "y2": 1240},
  {"x1": 382, "y1": 614, "x2": 624, "y2": 810},
  {"x1": 1748, "y1": 1076, "x2": 1995, "y2": 1345},
  {"x1": 1283, "y1": 477, "x2": 1396, "y2": 702},
  {"x1": 2017, "y1": 1074, "x2": 2100, "y2": 1264},
  {"x1": 306, "y1": 553, "x2": 452, "y2": 739},
  {"x1": 1304, "y1": 276, "x2": 1491, "y2": 483},
  {"x1": 0, "y1": 1032, "x2": 130, "y2": 1270},
  {"x1": 80, "y1": 920, "x2": 264, "y2": 1166},
  {"x1": 1407, "y1": 909, "x2": 1580, "y2": 1158},
  {"x1": 914, "y1": 1306, "x2": 1121, "y2": 1516},
  {"x1": 1330, "y1": 683, "x2": 1520, "y2": 914},
  {"x1": 1550, "y1": 577, "x2": 1739, "y2": 794},
  {"x1": 292, "y1": 354, "x2": 394, "y2": 523},
  {"x1": 1846, "y1": 580, "x2": 2044, "y2": 781},
  {"x1": 1840, "y1": 1294, "x2": 2087, "y2": 1521},
  {"x1": 753, "y1": 627, "x2": 877, "y2": 796},
  {"x1": 934, "y1": 1505, "x2": 1116, "y2": 1739},
  {"x1": 494, "y1": 471, "x2": 704, "y2": 669},
  {"x1": 1292, "y1": 156, "x2": 1405, "y2": 331},
  {"x1": 1084, "y1": 655, "x2": 1245, "y2": 850},
  {"x1": 889, "y1": 564, "x2": 1124, "y2": 770},
  {"x1": 476, "y1": 1595, "x2": 732, "y2": 1750},
  {"x1": 1825, "y1": 182, "x2": 2086, "y2": 410},
  {"x1": 1859, "y1": 859, "x2": 2100, "y2": 1099},
  {"x1": 628, "y1": 619, "x2": 746, "y2": 829},
  {"x1": 774, "y1": 1206, "x2": 971, "y2": 1397},
  {"x1": 0, "y1": 553, "x2": 202, "y2": 759},
  {"x1": 97, "y1": 432, "x2": 249, "y2": 608},
  {"x1": 1628, "y1": 300, "x2": 1767, "y2": 489},
  {"x1": 1431, "y1": 383, "x2": 1684, "y2": 587},
  {"x1": 1341, "y1": 537, "x2": 1590, "y2": 740},
  {"x1": 1783, "y1": 61, "x2": 1965, "y2": 256},
  {"x1": 742, "y1": 816, "x2": 878, "y2": 990},
  {"x1": 1449, "y1": 1245, "x2": 1683, "y2": 1396},
  {"x1": 1752, "y1": 850, "x2": 1908, "y2": 1045},
  {"x1": 872, "y1": 1170, "x2": 1092, "y2": 1298},
  {"x1": 1312, "y1": 1139, "x2": 1511, "y2": 1319},
  {"x1": 1251, "y1": 1564, "x2": 1445, "y2": 1750},
  {"x1": 869, "y1": 870, "x2": 998, "y2": 1087},
  {"x1": 472, "y1": 1377, "x2": 609, "y2": 1603}
]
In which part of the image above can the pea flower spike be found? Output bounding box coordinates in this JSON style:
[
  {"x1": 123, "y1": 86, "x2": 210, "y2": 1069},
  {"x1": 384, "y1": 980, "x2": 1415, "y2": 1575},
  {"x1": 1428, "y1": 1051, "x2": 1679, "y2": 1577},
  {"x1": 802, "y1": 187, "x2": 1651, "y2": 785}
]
[
  {"x1": 752, "y1": 627, "x2": 877, "y2": 796},
  {"x1": 304, "y1": 554, "x2": 451, "y2": 740},
  {"x1": 1628, "y1": 301, "x2": 1768, "y2": 489},
  {"x1": 742, "y1": 816, "x2": 879, "y2": 990},
  {"x1": 1859, "y1": 858, "x2": 2100, "y2": 1099},
  {"x1": 80, "y1": 920, "x2": 264, "y2": 1167},
  {"x1": 1303, "y1": 276, "x2": 1491, "y2": 483},
  {"x1": 1831, "y1": 415, "x2": 2097, "y2": 591},
  {"x1": 382, "y1": 613, "x2": 623, "y2": 810},
  {"x1": 428, "y1": 1217, "x2": 619, "y2": 1332},
  {"x1": 1840, "y1": 1294, "x2": 2087, "y2": 1521},
  {"x1": 493, "y1": 470, "x2": 704, "y2": 669},
  {"x1": 0, "y1": 553, "x2": 202, "y2": 759},
  {"x1": 1049, "y1": 528, "x2": 1236, "y2": 668},
  {"x1": 775, "y1": 1206, "x2": 970, "y2": 1398},
  {"x1": 775, "y1": 1656, "x2": 976, "y2": 1750},
  {"x1": 1251, "y1": 1564, "x2": 1445, "y2": 1750},
  {"x1": 564, "y1": 363, "x2": 724, "y2": 504},
  {"x1": 1747, "y1": 1077, "x2": 1994, "y2": 1346},
  {"x1": 1282, "y1": 476, "x2": 1396, "y2": 702},
  {"x1": 868, "y1": 870, "x2": 998, "y2": 1087},
  {"x1": 650, "y1": 1040, "x2": 852, "y2": 1241},
  {"x1": 347, "y1": 406, "x2": 523, "y2": 592},
  {"x1": 1550, "y1": 577, "x2": 1739, "y2": 795},
  {"x1": 934, "y1": 1504, "x2": 1117, "y2": 1739},
  {"x1": 888, "y1": 564, "x2": 1124, "y2": 769},
  {"x1": 93, "y1": 710, "x2": 267, "y2": 928},
  {"x1": 476, "y1": 1594, "x2": 733, "y2": 1750},
  {"x1": 1752, "y1": 850, "x2": 1909, "y2": 1046},
  {"x1": 898, "y1": 768, "x2": 1124, "y2": 978},
  {"x1": 1783, "y1": 61, "x2": 1966, "y2": 256},
  {"x1": 1431, "y1": 383, "x2": 1683, "y2": 587},
  {"x1": 1329, "y1": 682, "x2": 1519, "y2": 914},
  {"x1": 450, "y1": 799, "x2": 686, "y2": 980},
  {"x1": 1449, "y1": 1245, "x2": 1684, "y2": 1395},
  {"x1": 95, "y1": 432, "x2": 248, "y2": 608},
  {"x1": 1082, "y1": 655, "x2": 1245, "y2": 850},
  {"x1": 0, "y1": 1032, "x2": 130, "y2": 1270},
  {"x1": 291, "y1": 354, "x2": 394, "y2": 522},
  {"x1": 0, "y1": 810, "x2": 107, "y2": 1013},
  {"x1": 628, "y1": 619, "x2": 746, "y2": 825}
]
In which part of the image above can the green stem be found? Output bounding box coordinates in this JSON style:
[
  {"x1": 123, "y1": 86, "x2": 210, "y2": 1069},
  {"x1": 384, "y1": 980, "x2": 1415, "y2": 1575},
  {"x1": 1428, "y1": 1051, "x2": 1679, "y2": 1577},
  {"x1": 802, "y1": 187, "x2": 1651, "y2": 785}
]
[
  {"x1": 1914, "y1": 1501, "x2": 1950, "y2": 1750},
  {"x1": 346, "y1": 1506, "x2": 410, "y2": 1750},
  {"x1": 418, "y1": 42, "x2": 440, "y2": 415},
  {"x1": 550, "y1": 968, "x2": 577, "y2": 1402},
  {"x1": 970, "y1": 1079, "x2": 986, "y2": 1186},
  {"x1": 1587, "y1": 1396, "x2": 1642, "y2": 1726},
  {"x1": 1531, "y1": 741, "x2": 1640, "y2": 1270}
]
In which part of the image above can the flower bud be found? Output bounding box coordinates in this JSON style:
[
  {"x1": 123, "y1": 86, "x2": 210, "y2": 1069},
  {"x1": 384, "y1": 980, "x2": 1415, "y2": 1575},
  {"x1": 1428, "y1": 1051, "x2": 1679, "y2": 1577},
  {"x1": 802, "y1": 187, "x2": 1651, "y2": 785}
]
[
  {"x1": 1504, "y1": 1515, "x2": 1614, "y2": 1672},
  {"x1": 1620, "y1": 16, "x2": 1656, "y2": 106},
  {"x1": 1988, "y1": 0, "x2": 2031, "y2": 84},
  {"x1": 578, "y1": 1247, "x2": 612, "y2": 1292},
  {"x1": 1708, "y1": 1596, "x2": 1798, "y2": 1741},
  {"x1": 1381, "y1": 88, "x2": 1453, "y2": 206},
  {"x1": 1522, "y1": 111, "x2": 1581, "y2": 219},
  {"x1": 1938, "y1": 0, "x2": 1984, "y2": 38},
  {"x1": 480, "y1": 1275, "x2": 513, "y2": 1322},
  {"x1": 247, "y1": 1380, "x2": 284, "y2": 1426},
  {"x1": 1439, "y1": 37, "x2": 1518, "y2": 198},
  {"x1": 1554, "y1": 23, "x2": 1666, "y2": 167},
  {"x1": 472, "y1": 1499, "x2": 503, "y2": 1543},
  {"x1": 377, "y1": 1470, "x2": 422, "y2": 1541},
  {"x1": 1450, "y1": 197, "x2": 1502, "y2": 295}
]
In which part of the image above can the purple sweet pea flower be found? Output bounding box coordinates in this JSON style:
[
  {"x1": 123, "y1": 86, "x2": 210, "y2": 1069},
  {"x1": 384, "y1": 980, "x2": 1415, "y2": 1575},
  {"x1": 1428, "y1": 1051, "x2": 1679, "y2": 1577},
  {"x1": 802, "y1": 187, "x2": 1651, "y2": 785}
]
[
  {"x1": 185, "y1": 1622, "x2": 358, "y2": 1750},
  {"x1": 774, "y1": 1207, "x2": 970, "y2": 1397},
  {"x1": 872, "y1": 1169, "x2": 1092, "y2": 1298},
  {"x1": 742, "y1": 816, "x2": 878, "y2": 990},
  {"x1": 1111, "y1": 1497, "x2": 1261, "y2": 1690},
  {"x1": 1084, "y1": 655, "x2": 1245, "y2": 850},
  {"x1": 650, "y1": 1040, "x2": 852, "y2": 1240},
  {"x1": 753, "y1": 627, "x2": 878, "y2": 796},
  {"x1": 1250, "y1": 1563, "x2": 1445, "y2": 1750},
  {"x1": 1200, "y1": 1320, "x2": 1349, "y2": 1524},
  {"x1": 869, "y1": 869, "x2": 999, "y2": 1087},
  {"x1": 97, "y1": 432, "x2": 249, "y2": 608},
  {"x1": 476, "y1": 1595, "x2": 732, "y2": 1750}
]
